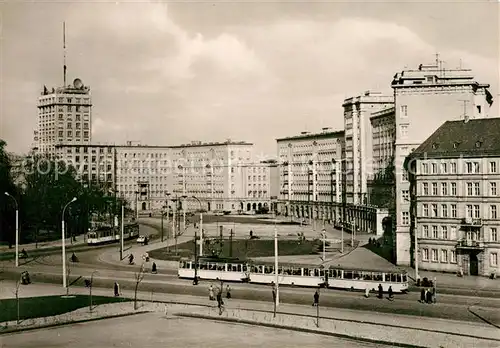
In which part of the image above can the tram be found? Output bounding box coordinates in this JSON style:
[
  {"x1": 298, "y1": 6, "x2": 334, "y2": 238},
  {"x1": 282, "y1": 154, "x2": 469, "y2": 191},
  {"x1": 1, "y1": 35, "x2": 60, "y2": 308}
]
[
  {"x1": 87, "y1": 222, "x2": 140, "y2": 245},
  {"x1": 177, "y1": 258, "x2": 408, "y2": 293}
]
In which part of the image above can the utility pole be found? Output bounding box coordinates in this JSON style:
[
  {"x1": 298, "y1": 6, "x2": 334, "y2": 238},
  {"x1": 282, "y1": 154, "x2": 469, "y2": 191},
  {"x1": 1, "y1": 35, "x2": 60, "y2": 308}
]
[{"x1": 120, "y1": 204, "x2": 124, "y2": 260}]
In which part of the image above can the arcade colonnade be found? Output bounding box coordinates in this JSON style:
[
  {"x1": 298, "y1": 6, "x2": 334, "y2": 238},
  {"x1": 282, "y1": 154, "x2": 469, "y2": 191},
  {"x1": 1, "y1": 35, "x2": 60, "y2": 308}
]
[{"x1": 277, "y1": 200, "x2": 387, "y2": 236}]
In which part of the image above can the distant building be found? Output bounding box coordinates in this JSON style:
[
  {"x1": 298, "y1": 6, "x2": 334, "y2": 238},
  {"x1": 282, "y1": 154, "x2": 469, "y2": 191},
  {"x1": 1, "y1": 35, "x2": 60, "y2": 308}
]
[
  {"x1": 55, "y1": 140, "x2": 273, "y2": 215},
  {"x1": 34, "y1": 78, "x2": 92, "y2": 157},
  {"x1": 393, "y1": 60, "x2": 494, "y2": 266},
  {"x1": 406, "y1": 118, "x2": 500, "y2": 277},
  {"x1": 343, "y1": 92, "x2": 394, "y2": 205}
]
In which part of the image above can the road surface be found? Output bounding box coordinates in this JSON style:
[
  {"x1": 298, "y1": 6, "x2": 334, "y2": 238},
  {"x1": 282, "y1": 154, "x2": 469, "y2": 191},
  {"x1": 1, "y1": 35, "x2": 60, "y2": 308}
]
[{"x1": 0, "y1": 312, "x2": 390, "y2": 348}]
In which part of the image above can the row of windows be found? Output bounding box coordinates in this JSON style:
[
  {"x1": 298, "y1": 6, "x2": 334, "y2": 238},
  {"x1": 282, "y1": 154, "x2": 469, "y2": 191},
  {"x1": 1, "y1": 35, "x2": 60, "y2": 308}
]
[
  {"x1": 419, "y1": 203, "x2": 498, "y2": 219},
  {"x1": 421, "y1": 248, "x2": 456, "y2": 263},
  {"x1": 421, "y1": 182, "x2": 498, "y2": 196},
  {"x1": 420, "y1": 225, "x2": 498, "y2": 242},
  {"x1": 421, "y1": 161, "x2": 497, "y2": 175}
]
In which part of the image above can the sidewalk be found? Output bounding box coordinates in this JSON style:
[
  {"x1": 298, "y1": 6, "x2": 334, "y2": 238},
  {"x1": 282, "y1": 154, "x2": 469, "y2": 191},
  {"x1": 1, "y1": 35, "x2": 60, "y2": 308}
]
[
  {"x1": 1, "y1": 281, "x2": 499, "y2": 348},
  {"x1": 0, "y1": 236, "x2": 88, "y2": 253}
]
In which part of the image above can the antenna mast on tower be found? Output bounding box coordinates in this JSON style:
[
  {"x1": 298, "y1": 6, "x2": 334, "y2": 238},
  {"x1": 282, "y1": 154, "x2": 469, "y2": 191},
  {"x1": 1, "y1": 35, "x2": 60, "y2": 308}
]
[
  {"x1": 459, "y1": 99, "x2": 470, "y2": 121},
  {"x1": 63, "y1": 22, "x2": 67, "y2": 87}
]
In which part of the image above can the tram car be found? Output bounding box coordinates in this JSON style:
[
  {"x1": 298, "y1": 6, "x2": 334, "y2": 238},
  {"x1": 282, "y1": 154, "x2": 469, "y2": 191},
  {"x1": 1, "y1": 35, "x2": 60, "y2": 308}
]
[
  {"x1": 87, "y1": 222, "x2": 140, "y2": 245},
  {"x1": 178, "y1": 257, "x2": 249, "y2": 282},
  {"x1": 177, "y1": 258, "x2": 408, "y2": 293}
]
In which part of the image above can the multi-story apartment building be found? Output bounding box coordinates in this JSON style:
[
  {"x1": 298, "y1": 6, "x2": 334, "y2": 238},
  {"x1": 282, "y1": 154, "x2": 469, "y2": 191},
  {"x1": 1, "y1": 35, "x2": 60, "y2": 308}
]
[
  {"x1": 55, "y1": 140, "x2": 274, "y2": 215},
  {"x1": 393, "y1": 60, "x2": 493, "y2": 266},
  {"x1": 406, "y1": 118, "x2": 500, "y2": 277},
  {"x1": 343, "y1": 92, "x2": 394, "y2": 205},
  {"x1": 370, "y1": 107, "x2": 396, "y2": 177},
  {"x1": 34, "y1": 78, "x2": 92, "y2": 156}
]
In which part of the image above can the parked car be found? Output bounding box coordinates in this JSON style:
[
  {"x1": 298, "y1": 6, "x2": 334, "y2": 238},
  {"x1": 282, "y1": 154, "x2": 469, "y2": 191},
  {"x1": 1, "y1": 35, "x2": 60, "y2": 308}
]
[{"x1": 137, "y1": 235, "x2": 148, "y2": 244}]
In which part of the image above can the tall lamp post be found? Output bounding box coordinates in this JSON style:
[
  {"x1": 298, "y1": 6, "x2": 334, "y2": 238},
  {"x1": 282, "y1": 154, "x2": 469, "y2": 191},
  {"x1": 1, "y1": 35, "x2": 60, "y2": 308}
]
[
  {"x1": 4, "y1": 192, "x2": 19, "y2": 267},
  {"x1": 191, "y1": 196, "x2": 204, "y2": 256},
  {"x1": 62, "y1": 197, "x2": 77, "y2": 289}
]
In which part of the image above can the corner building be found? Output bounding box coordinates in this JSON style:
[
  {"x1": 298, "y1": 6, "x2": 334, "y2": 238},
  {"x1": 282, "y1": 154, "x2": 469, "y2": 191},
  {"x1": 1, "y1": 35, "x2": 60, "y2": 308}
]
[
  {"x1": 392, "y1": 62, "x2": 493, "y2": 266},
  {"x1": 406, "y1": 118, "x2": 500, "y2": 277}
]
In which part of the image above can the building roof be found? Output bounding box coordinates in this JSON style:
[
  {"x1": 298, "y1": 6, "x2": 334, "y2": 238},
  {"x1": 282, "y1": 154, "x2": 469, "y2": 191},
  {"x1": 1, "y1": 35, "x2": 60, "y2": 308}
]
[
  {"x1": 408, "y1": 117, "x2": 500, "y2": 160},
  {"x1": 276, "y1": 130, "x2": 344, "y2": 142}
]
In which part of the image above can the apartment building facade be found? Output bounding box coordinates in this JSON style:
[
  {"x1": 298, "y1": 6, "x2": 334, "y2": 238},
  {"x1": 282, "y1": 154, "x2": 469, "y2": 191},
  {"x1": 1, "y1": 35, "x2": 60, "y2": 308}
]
[
  {"x1": 392, "y1": 61, "x2": 493, "y2": 266},
  {"x1": 406, "y1": 118, "x2": 500, "y2": 277},
  {"x1": 34, "y1": 78, "x2": 92, "y2": 156}
]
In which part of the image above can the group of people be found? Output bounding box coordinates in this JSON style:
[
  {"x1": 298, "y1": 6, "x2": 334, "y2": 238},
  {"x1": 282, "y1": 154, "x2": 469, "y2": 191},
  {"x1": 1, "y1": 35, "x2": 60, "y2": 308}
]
[
  {"x1": 208, "y1": 284, "x2": 231, "y2": 315},
  {"x1": 367, "y1": 238, "x2": 381, "y2": 248},
  {"x1": 420, "y1": 287, "x2": 436, "y2": 304},
  {"x1": 365, "y1": 284, "x2": 394, "y2": 300}
]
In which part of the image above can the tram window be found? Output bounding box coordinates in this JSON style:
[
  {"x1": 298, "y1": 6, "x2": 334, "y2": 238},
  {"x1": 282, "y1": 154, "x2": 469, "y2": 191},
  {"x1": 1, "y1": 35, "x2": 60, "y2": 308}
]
[
  {"x1": 353, "y1": 271, "x2": 362, "y2": 280},
  {"x1": 208, "y1": 263, "x2": 215, "y2": 270},
  {"x1": 330, "y1": 269, "x2": 339, "y2": 278},
  {"x1": 314, "y1": 269, "x2": 320, "y2": 277},
  {"x1": 278, "y1": 268, "x2": 283, "y2": 275},
  {"x1": 397, "y1": 274, "x2": 402, "y2": 282},
  {"x1": 390, "y1": 274, "x2": 397, "y2": 282},
  {"x1": 303, "y1": 268, "x2": 309, "y2": 276},
  {"x1": 402, "y1": 275, "x2": 407, "y2": 282},
  {"x1": 264, "y1": 266, "x2": 272, "y2": 274},
  {"x1": 373, "y1": 273, "x2": 383, "y2": 281},
  {"x1": 319, "y1": 270, "x2": 325, "y2": 277},
  {"x1": 363, "y1": 272, "x2": 373, "y2": 281},
  {"x1": 344, "y1": 271, "x2": 353, "y2": 279},
  {"x1": 292, "y1": 268, "x2": 301, "y2": 276},
  {"x1": 217, "y1": 264, "x2": 225, "y2": 271}
]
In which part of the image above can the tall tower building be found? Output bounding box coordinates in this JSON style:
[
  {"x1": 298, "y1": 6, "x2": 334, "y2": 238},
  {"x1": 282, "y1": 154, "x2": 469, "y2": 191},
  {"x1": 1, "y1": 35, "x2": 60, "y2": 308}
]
[
  {"x1": 33, "y1": 22, "x2": 92, "y2": 157},
  {"x1": 343, "y1": 91, "x2": 394, "y2": 205},
  {"x1": 392, "y1": 59, "x2": 494, "y2": 266},
  {"x1": 34, "y1": 80, "x2": 92, "y2": 156}
]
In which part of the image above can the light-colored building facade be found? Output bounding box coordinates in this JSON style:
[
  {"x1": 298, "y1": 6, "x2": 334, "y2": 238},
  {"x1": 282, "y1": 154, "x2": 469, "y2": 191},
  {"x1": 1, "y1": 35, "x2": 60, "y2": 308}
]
[
  {"x1": 55, "y1": 140, "x2": 275, "y2": 215},
  {"x1": 406, "y1": 118, "x2": 500, "y2": 277},
  {"x1": 343, "y1": 92, "x2": 394, "y2": 205},
  {"x1": 34, "y1": 78, "x2": 92, "y2": 156},
  {"x1": 393, "y1": 61, "x2": 494, "y2": 266}
]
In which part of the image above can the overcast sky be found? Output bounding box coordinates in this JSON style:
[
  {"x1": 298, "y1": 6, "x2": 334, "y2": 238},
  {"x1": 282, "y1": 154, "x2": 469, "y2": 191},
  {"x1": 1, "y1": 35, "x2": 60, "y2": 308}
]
[{"x1": 1, "y1": 0, "x2": 498, "y2": 157}]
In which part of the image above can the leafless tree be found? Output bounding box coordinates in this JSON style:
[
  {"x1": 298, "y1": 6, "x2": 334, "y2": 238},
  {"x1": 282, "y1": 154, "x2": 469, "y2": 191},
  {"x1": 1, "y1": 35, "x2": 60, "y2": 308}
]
[{"x1": 134, "y1": 263, "x2": 146, "y2": 310}]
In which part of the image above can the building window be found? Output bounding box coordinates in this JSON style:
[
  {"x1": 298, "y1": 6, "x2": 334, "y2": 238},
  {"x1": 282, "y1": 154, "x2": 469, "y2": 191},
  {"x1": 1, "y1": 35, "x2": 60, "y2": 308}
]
[
  {"x1": 67, "y1": 131, "x2": 72, "y2": 137},
  {"x1": 432, "y1": 182, "x2": 438, "y2": 195},
  {"x1": 423, "y1": 225, "x2": 429, "y2": 238},
  {"x1": 422, "y1": 183, "x2": 429, "y2": 195},
  {"x1": 450, "y1": 226, "x2": 457, "y2": 240},
  {"x1": 441, "y1": 250, "x2": 448, "y2": 263},
  {"x1": 431, "y1": 163, "x2": 437, "y2": 174},
  {"x1": 402, "y1": 212, "x2": 409, "y2": 225},
  {"x1": 422, "y1": 163, "x2": 429, "y2": 174},
  {"x1": 432, "y1": 204, "x2": 438, "y2": 217},
  {"x1": 441, "y1": 183, "x2": 448, "y2": 196},
  {"x1": 491, "y1": 227, "x2": 498, "y2": 242},
  {"x1": 441, "y1": 163, "x2": 447, "y2": 174},
  {"x1": 432, "y1": 225, "x2": 438, "y2": 239},
  {"x1": 467, "y1": 182, "x2": 473, "y2": 196},
  {"x1": 402, "y1": 190, "x2": 409, "y2": 202},
  {"x1": 441, "y1": 226, "x2": 448, "y2": 239},
  {"x1": 423, "y1": 203, "x2": 429, "y2": 217},
  {"x1": 466, "y1": 204, "x2": 473, "y2": 218},
  {"x1": 491, "y1": 253, "x2": 498, "y2": 267},
  {"x1": 474, "y1": 205, "x2": 480, "y2": 218},
  {"x1": 490, "y1": 161, "x2": 497, "y2": 173},
  {"x1": 422, "y1": 248, "x2": 429, "y2": 261},
  {"x1": 491, "y1": 205, "x2": 497, "y2": 219},
  {"x1": 451, "y1": 182, "x2": 457, "y2": 196},
  {"x1": 474, "y1": 182, "x2": 480, "y2": 196},
  {"x1": 451, "y1": 204, "x2": 457, "y2": 218},
  {"x1": 400, "y1": 125, "x2": 408, "y2": 137},
  {"x1": 490, "y1": 182, "x2": 497, "y2": 196},
  {"x1": 431, "y1": 249, "x2": 438, "y2": 262},
  {"x1": 58, "y1": 131, "x2": 63, "y2": 137},
  {"x1": 450, "y1": 162, "x2": 457, "y2": 174},
  {"x1": 441, "y1": 204, "x2": 448, "y2": 218},
  {"x1": 400, "y1": 105, "x2": 408, "y2": 117},
  {"x1": 451, "y1": 250, "x2": 457, "y2": 263}
]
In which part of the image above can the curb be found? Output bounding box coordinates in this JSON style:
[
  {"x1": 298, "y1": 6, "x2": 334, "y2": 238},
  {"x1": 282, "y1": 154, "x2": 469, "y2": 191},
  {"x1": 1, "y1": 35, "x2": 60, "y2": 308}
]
[
  {"x1": 176, "y1": 312, "x2": 427, "y2": 348},
  {"x1": 0, "y1": 310, "x2": 151, "y2": 335}
]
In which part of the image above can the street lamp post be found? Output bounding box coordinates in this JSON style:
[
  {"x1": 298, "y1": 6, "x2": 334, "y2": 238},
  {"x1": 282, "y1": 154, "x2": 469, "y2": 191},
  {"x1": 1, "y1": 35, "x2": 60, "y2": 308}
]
[
  {"x1": 89, "y1": 270, "x2": 98, "y2": 312},
  {"x1": 4, "y1": 192, "x2": 19, "y2": 267},
  {"x1": 274, "y1": 213, "x2": 279, "y2": 308},
  {"x1": 62, "y1": 197, "x2": 77, "y2": 289},
  {"x1": 321, "y1": 228, "x2": 326, "y2": 262},
  {"x1": 134, "y1": 190, "x2": 139, "y2": 221},
  {"x1": 192, "y1": 196, "x2": 203, "y2": 256},
  {"x1": 120, "y1": 201, "x2": 124, "y2": 261}
]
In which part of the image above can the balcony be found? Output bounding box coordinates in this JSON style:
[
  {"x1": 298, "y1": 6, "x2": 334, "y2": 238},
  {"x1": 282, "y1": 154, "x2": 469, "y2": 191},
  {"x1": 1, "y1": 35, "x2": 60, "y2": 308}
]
[
  {"x1": 460, "y1": 218, "x2": 483, "y2": 227},
  {"x1": 456, "y1": 239, "x2": 485, "y2": 250}
]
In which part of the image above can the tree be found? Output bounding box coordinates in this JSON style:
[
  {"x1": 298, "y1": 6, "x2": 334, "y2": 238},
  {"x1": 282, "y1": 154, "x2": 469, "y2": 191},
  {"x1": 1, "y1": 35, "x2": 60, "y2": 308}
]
[
  {"x1": 134, "y1": 263, "x2": 146, "y2": 310},
  {"x1": 0, "y1": 139, "x2": 18, "y2": 247}
]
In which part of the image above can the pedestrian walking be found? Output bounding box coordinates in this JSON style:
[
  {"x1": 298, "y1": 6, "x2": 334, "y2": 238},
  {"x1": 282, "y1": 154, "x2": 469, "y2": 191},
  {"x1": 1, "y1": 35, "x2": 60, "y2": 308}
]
[
  {"x1": 364, "y1": 285, "x2": 370, "y2": 298},
  {"x1": 420, "y1": 288, "x2": 425, "y2": 303},
  {"x1": 209, "y1": 284, "x2": 215, "y2": 301},
  {"x1": 216, "y1": 288, "x2": 224, "y2": 315},
  {"x1": 388, "y1": 286, "x2": 393, "y2": 300},
  {"x1": 226, "y1": 285, "x2": 231, "y2": 299},
  {"x1": 312, "y1": 289, "x2": 319, "y2": 306},
  {"x1": 378, "y1": 284, "x2": 383, "y2": 299},
  {"x1": 114, "y1": 282, "x2": 119, "y2": 297},
  {"x1": 426, "y1": 288, "x2": 432, "y2": 304},
  {"x1": 152, "y1": 262, "x2": 157, "y2": 274}
]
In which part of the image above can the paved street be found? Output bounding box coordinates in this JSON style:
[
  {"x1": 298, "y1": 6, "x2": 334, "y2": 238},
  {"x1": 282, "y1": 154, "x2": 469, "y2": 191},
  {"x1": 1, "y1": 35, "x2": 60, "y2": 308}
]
[{"x1": 0, "y1": 313, "x2": 389, "y2": 348}]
